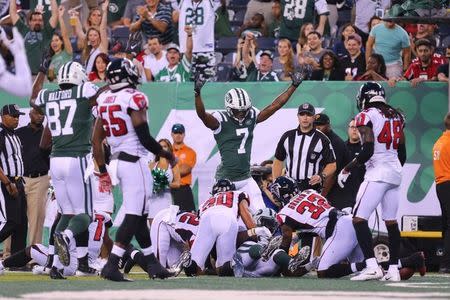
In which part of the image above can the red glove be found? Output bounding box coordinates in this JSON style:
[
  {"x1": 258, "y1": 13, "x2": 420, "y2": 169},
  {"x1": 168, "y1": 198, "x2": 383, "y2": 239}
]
[{"x1": 95, "y1": 172, "x2": 112, "y2": 193}]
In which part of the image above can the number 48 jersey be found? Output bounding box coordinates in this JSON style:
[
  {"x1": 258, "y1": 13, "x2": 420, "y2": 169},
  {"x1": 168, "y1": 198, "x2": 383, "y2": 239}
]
[
  {"x1": 276, "y1": 189, "x2": 333, "y2": 239},
  {"x1": 96, "y1": 88, "x2": 149, "y2": 158},
  {"x1": 355, "y1": 107, "x2": 405, "y2": 185}
]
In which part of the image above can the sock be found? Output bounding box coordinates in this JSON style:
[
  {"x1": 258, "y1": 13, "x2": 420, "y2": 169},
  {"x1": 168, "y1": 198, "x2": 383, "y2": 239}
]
[
  {"x1": 67, "y1": 214, "x2": 91, "y2": 236},
  {"x1": 355, "y1": 261, "x2": 366, "y2": 271},
  {"x1": 386, "y1": 223, "x2": 401, "y2": 266},
  {"x1": 248, "y1": 244, "x2": 263, "y2": 259},
  {"x1": 48, "y1": 245, "x2": 55, "y2": 255},
  {"x1": 325, "y1": 263, "x2": 353, "y2": 278},
  {"x1": 111, "y1": 245, "x2": 125, "y2": 258},
  {"x1": 141, "y1": 246, "x2": 153, "y2": 256},
  {"x1": 353, "y1": 220, "x2": 375, "y2": 260},
  {"x1": 273, "y1": 250, "x2": 290, "y2": 269}
]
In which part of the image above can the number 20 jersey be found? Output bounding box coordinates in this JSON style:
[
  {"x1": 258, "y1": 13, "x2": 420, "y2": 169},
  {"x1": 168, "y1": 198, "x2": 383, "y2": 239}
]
[
  {"x1": 276, "y1": 189, "x2": 333, "y2": 239},
  {"x1": 355, "y1": 107, "x2": 405, "y2": 185},
  {"x1": 96, "y1": 88, "x2": 150, "y2": 158},
  {"x1": 199, "y1": 191, "x2": 248, "y2": 219}
]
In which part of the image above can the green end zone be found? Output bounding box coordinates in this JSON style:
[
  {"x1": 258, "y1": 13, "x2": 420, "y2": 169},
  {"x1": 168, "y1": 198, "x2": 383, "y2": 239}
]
[{"x1": 0, "y1": 273, "x2": 449, "y2": 299}]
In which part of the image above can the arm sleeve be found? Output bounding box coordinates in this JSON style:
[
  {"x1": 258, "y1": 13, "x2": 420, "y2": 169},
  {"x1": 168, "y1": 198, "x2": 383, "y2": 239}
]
[
  {"x1": 397, "y1": 142, "x2": 406, "y2": 166},
  {"x1": 274, "y1": 132, "x2": 289, "y2": 161},
  {"x1": 320, "y1": 135, "x2": 336, "y2": 164}
]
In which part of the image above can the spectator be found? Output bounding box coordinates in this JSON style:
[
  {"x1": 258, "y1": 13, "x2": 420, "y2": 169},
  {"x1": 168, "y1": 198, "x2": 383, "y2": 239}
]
[
  {"x1": 299, "y1": 31, "x2": 327, "y2": 70},
  {"x1": 340, "y1": 34, "x2": 366, "y2": 80},
  {"x1": 437, "y1": 46, "x2": 450, "y2": 83},
  {"x1": 272, "y1": 102, "x2": 336, "y2": 192},
  {"x1": 154, "y1": 26, "x2": 192, "y2": 82},
  {"x1": 9, "y1": 0, "x2": 58, "y2": 75},
  {"x1": 313, "y1": 113, "x2": 349, "y2": 198},
  {"x1": 410, "y1": 23, "x2": 437, "y2": 58},
  {"x1": 333, "y1": 23, "x2": 357, "y2": 58},
  {"x1": 88, "y1": 53, "x2": 110, "y2": 82},
  {"x1": 366, "y1": 20, "x2": 411, "y2": 79},
  {"x1": 279, "y1": 0, "x2": 328, "y2": 43},
  {"x1": 403, "y1": 39, "x2": 441, "y2": 87},
  {"x1": 432, "y1": 112, "x2": 450, "y2": 274},
  {"x1": 356, "y1": 53, "x2": 387, "y2": 81},
  {"x1": 244, "y1": 0, "x2": 274, "y2": 28},
  {"x1": 0, "y1": 104, "x2": 28, "y2": 257},
  {"x1": 16, "y1": 108, "x2": 50, "y2": 250},
  {"x1": 244, "y1": 49, "x2": 279, "y2": 82},
  {"x1": 170, "y1": 124, "x2": 197, "y2": 212},
  {"x1": 367, "y1": 15, "x2": 382, "y2": 33},
  {"x1": 238, "y1": 13, "x2": 267, "y2": 38},
  {"x1": 354, "y1": 0, "x2": 390, "y2": 41},
  {"x1": 273, "y1": 38, "x2": 298, "y2": 81},
  {"x1": 178, "y1": 0, "x2": 220, "y2": 81},
  {"x1": 214, "y1": 0, "x2": 234, "y2": 38},
  {"x1": 148, "y1": 139, "x2": 181, "y2": 224},
  {"x1": 296, "y1": 22, "x2": 314, "y2": 57},
  {"x1": 311, "y1": 50, "x2": 343, "y2": 81},
  {"x1": 28, "y1": 0, "x2": 61, "y2": 23},
  {"x1": 122, "y1": 0, "x2": 145, "y2": 27},
  {"x1": 268, "y1": 0, "x2": 282, "y2": 38},
  {"x1": 48, "y1": 6, "x2": 73, "y2": 82},
  {"x1": 130, "y1": 0, "x2": 174, "y2": 46},
  {"x1": 143, "y1": 36, "x2": 168, "y2": 81},
  {"x1": 326, "y1": 0, "x2": 345, "y2": 37},
  {"x1": 230, "y1": 37, "x2": 251, "y2": 81}
]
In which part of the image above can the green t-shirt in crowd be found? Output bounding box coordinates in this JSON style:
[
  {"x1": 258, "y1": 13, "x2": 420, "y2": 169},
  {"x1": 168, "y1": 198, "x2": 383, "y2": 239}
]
[{"x1": 49, "y1": 50, "x2": 72, "y2": 80}]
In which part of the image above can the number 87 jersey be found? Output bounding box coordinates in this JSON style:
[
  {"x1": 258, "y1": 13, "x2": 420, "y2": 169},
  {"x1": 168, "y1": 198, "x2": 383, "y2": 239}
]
[
  {"x1": 96, "y1": 88, "x2": 149, "y2": 157},
  {"x1": 354, "y1": 107, "x2": 405, "y2": 185},
  {"x1": 276, "y1": 189, "x2": 333, "y2": 239}
]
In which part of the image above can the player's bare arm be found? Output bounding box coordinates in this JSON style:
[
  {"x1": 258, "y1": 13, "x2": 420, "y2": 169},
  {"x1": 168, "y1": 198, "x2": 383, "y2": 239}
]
[
  {"x1": 238, "y1": 193, "x2": 256, "y2": 230},
  {"x1": 194, "y1": 75, "x2": 219, "y2": 130},
  {"x1": 92, "y1": 118, "x2": 107, "y2": 171},
  {"x1": 256, "y1": 71, "x2": 304, "y2": 124},
  {"x1": 280, "y1": 224, "x2": 293, "y2": 253}
]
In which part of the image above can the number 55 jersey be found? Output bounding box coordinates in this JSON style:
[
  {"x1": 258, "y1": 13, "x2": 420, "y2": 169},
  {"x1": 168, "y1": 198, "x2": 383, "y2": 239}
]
[{"x1": 355, "y1": 107, "x2": 405, "y2": 185}]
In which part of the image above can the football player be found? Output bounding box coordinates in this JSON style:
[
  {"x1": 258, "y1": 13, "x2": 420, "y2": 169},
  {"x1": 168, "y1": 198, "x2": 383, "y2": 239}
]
[
  {"x1": 92, "y1": 58, "x2": 177, "y2": 281},
  {"x1": 183, "y1": 179, "x2": 272, "y2": 276},
  {"x1": 338, "y1": 82, "x2": 407, "y2": 281},
  {"x1": 30, "y1": 61, "x2": 105, "y2": 273},
  {"x1": 193, "y1": 70, "x2": 305, "y2": 213}
]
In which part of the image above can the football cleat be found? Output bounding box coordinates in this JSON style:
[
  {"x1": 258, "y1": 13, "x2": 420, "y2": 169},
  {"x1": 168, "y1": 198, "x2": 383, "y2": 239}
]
[
  {"x1": 380, "y1": 268, "x2": 401, "y2": 282},
  {"x1": 54, "y1": 232, "x2": 72, "y2": 266},
  {"x1": 288, "y1": 246, "x2": 311, "y2": 273},
  {"x1": 147, "y1": 260, "x2": 175, "y2": 279},
  {"x1": 351, "y1": 265, "x2": 384, "y2": 281},
  {"x1": 101, "y1": 262, "x2": 131, "y2": 282},
  {"x1": 261, "y1": 235, "x2": 283, "y2": 262},
  {"x1": 170, "y1": 250, "x2": 191, "y2": 277},
  {"x1": 49, "y1": 266, "x2": 66, "y2": 280},
  {"x1": 32, "y1": 265, "x2": 51, "y2": 275},
  {"x1": 232, "y1": 252, "x2": 244, "y2": 278},
  {"x1": 76, "y1": 255, "x2": 99, "y2": 277}
]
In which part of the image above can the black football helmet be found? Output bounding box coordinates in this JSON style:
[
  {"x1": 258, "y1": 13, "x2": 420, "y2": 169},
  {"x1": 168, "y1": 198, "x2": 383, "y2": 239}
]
[
  {"x1": 269, "y1": 176, "x2": 299, "y2": 207},
  {"x1": 106, "y1": 58, "x2": 141, "y2": 91},
  {"x1": 356, "y1": 81, "x2": 386, "y2": 111},
  {"x1": 211, "y1": 179, "x2": 236, "y2": 195}
]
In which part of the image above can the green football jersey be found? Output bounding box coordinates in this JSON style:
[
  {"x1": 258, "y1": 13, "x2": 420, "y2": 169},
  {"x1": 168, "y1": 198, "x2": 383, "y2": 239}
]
[
  {"x1": 155, "y1": 55, "x2": 191, "y2": 82},
  {"x1": 279, "y1": 0, "x2": 317, "y2": 41},
  {"x1": 35, "y1": 82, "x2": 99, "y2": 157},
  {"x1": 212, "y1": 107, "x2": 260, "y2": 181}
]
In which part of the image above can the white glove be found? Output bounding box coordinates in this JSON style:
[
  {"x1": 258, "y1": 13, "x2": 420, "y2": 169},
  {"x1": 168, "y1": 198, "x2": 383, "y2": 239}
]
[
  {"x1": 337, "y1": 169, "x2": 350, "y2": 188},
  {"x1": 1, "y1": 27, "x2": 25, "y2": 54},
  {"x1": 254, "y1": 226, "x2": 272, "y2": 239}
]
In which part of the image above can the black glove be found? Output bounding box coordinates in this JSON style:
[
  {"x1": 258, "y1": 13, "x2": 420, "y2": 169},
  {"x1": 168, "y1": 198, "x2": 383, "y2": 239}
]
[
  {"x1": 39, "y1": 48, "x2": 52, "y2": 74},
  {"x1": 289, "y1": 71, "x2": 304, "y2": 88},
  {"x1": 194, "y1": 73, "x2": 206, "y2": 97}
]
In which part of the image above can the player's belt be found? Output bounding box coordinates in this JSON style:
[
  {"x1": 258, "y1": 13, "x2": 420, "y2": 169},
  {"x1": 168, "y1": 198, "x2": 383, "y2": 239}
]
[{"x1": 111, "y1": 152, "x2": 140, "y2": 163}]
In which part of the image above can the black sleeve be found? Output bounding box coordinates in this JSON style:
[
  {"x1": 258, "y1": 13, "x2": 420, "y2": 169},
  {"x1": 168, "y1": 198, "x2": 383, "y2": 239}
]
[
  {"x1": 398, "y1": 143, "x2": 406, "y2": 166},
  {"x1": 134, "y1": 122, "x2": 163, "y2": 155},
  {"x1": 274, "y1": 131, "x2": 289, "y2": 161},
  {"x1": 320, "y1": 135, "x2": 336, "y2": 164}
]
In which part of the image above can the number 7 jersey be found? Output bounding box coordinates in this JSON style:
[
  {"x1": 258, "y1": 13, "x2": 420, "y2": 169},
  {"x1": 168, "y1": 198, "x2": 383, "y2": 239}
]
[
  {"x1": 355, "y1": 107, "x2": 405, "y2": 185},
  {"x1": 96, "y1": 88, "x2": 150, "y2": 158}
]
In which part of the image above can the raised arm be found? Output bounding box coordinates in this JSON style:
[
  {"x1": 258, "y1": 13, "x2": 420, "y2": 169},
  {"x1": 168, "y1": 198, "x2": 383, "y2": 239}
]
[
  {"x1": 194, "y1": 76, "x2": 219, "y2": 130},
  {"x1": 9, "y1": 0, "x2": 19, "y2": 25},
  {"x1": 184, "y1": 25, "x2": 193, "y2": 62},
  {"x1": 49, "y1": 0, "x2": 58, "y2": 28},
  {"x1": 99, "y1": 0, "x2": 109, "y2": 53},
  {"x1": 58, "y1": 6, "x2": 72, "y2": 54}
]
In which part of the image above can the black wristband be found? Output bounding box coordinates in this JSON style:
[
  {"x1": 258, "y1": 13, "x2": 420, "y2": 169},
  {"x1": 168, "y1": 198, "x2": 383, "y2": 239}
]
[{"x1": 98, "y1": 164, "x2": 107, "y2": 173}]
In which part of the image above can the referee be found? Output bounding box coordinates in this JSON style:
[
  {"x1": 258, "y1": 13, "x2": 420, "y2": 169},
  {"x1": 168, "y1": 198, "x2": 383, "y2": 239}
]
[
  {"x1": 0, "y1": 104, "x2": 28, "y2": 256},
  {"x1": 272, "y1": 103, "x2": 336, "y2": 192}
]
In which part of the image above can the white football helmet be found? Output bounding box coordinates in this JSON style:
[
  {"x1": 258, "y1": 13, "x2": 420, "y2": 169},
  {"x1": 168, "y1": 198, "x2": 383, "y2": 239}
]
[
  {"x1": 253, "y1": 207, "x2": 278, "y2": 234},
  {"x1": 224, "y1": 88, "x2": 252, "y2": 122},
  {"x1": 57, "y1": 61, "x2": 88, "y2": 87}
]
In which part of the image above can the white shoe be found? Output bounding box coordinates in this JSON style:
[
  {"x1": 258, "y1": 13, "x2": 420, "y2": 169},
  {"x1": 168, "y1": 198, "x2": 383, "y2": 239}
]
[
  {"x1": 351, "y1": 266, "x2": 384, "y2": 281},
  {"x1": 380, "y1": 269, "x2": 401, "y2": 281},
  {"x1": 32, "y1": 265, "x2": 51, "y2": 275}
]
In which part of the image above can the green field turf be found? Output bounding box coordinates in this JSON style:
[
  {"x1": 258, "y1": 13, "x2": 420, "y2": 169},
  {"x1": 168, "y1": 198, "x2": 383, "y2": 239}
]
[{"x1": 0, "y1": 272, "x2": 449, "y2": 299}]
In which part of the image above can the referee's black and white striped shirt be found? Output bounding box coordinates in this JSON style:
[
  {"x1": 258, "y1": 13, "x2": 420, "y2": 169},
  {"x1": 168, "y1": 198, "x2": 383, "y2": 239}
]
[
  {"x1": 274, "y1": 127, "x2": 336, "y2": 181},
  {"x1": 0, "y1": 124, "x2": 24, "y2": 177}
]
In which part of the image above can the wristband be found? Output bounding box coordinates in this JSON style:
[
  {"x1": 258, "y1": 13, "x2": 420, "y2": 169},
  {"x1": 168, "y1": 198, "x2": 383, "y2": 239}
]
[
  {"x1": 98, "y1": 164, "x2": 107, "y2": 174},
  {"x1": 247, "y1": 228, "x2": 256, "y2": 237},
  {"x1": 187, "y1": 34, "x2": 192, "y2": 37}
]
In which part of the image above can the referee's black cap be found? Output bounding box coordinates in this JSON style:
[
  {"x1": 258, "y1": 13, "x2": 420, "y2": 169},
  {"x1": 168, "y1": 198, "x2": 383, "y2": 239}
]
[
  {"x1": 1, "y1": 104, "x2": 25, "y2": 117},
  {"x1": 298, "y1": 102, "x2": 315, "y2": 116}
]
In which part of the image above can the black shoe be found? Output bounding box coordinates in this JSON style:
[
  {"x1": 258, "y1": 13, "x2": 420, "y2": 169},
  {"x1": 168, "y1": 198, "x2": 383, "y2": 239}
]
[
  {"x1": 101, "y1": 261, "x2": 131, "y2": 282},
  {"x1": 147, "y1": 261, "x2": 175, "y2": 279},
  {"x1": 119, "y1": 245, "x2": 135, "y2": 274},
  {"x1": 49, "y1": 266, "x2": 66, "y2": 280},
  {"x1": 77, "y1": 255, "x2": 98, "y2": 276},
  {"x1": 54, "y1": 232, "x2": 71, "y2": 266}
]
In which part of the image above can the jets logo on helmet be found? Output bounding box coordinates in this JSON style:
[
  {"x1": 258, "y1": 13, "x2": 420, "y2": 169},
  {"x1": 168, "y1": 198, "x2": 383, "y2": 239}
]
[
  {"x1": 106, "y1": 58, "x2": 141, "y2": 91},
  {"x1": 57, "y1": 61, "x2": 87, "y2": 87},
  {"x1": 356, "y1": 81, "x2": 386, "y2": 110},
  {"x1": 269, "y1": 176, "x2": 299, "y2": 207},
  {"x1": 211, "y1": 179, "x2": 236, "y2": 195},
  {"x1": 253, "y1": 208, "x2": 278, "y2": 234},
  {"x1": 224, "y1": 88, "x2": 252, "y2": 123}
]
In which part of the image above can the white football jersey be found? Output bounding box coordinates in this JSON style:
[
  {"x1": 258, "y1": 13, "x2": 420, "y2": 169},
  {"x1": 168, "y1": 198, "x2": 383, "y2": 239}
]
[
  {"x1": 96, "y1": 88, "x2": 149, "y2": 158},
  {"x1": 355, "y1": 107, "x2": 404, "y2": 185},
  {"x1": 174, "y1": 211, "x2": 199, "y2": 242},
  {"x1": 178, "y1": 0, "x2": 220, "y2": 53},
  {"x1": 199, "y1": 190, "x2": 248, "y2": 218},
  {"x1": 277, "y1": 189, "x2": 333, "y2": 239}
]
